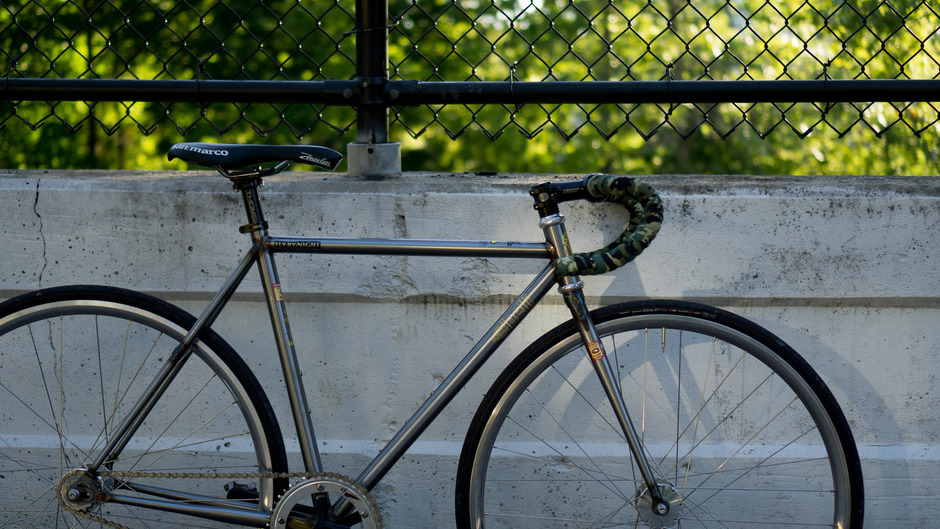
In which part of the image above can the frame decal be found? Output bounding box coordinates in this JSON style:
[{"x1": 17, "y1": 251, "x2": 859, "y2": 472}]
[{"x1": 587, "y1": 340, "x2": 605, "y2": 362}]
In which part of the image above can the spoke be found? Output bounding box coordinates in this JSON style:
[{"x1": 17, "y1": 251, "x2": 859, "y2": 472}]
[
  {"x1": 522, "y1": 369, "x2": 633, "y2": 501},
  {"x1": 52, "y1": 319, "x2": 94, "y2": 467},
  {"x1": 682, "y1": 336, "x2": 716, "y2": 499},
  {"x1": 112, "y1": 319, "x2": 132, "y2": 439},
  {"x1": 678, "y1": 454, "x2": 832, "y2": 483},
  {"x1": 2, "y1": 482, "x2": 60, "y2": 527},
  {"x1": 674, "y1": 329, "x2": 682, "y2": 484},
  {"x1": 87, "y1": 328, "x2": 167, "y2": 466},
  {"x1": 641, "y1": 328, "x2": 648, "y2": 442},
  {"x1": 681, "y1": 489, "x2": 835, "y2": 527},
  {"x1": 610, "y1": 333, "x2": 640, "y2": 493},
  {"x1": 119, "y1": 431, "x2": 255, "y2": 465},
  {"x1": 103, "y1": 508, "x2": 240, "y2": 529},
  {"x1": 501, "y1": 412, "x2": 630, "y2": 503},
  {"x1": 29, "y1": 323, "x2": 61, "y2": 442},
  {"x1": 123, "y1": 372, "x2": 220, "y2": 469},
  {"x1": 547, "y1": 354, "x2": 674, "y2": 504},
  {"x1": 634, "y1": 330, "x2": 675, "y2": 482},
  {"x1": 64, "y1": 505, "x2": 86, "y2": 529},
  {"x1": 683, "y1": 400, "x2": 819, "y2": 512},
  {"x1": 0, "y1": 377, "x2": 59, "y2": 436},
  {"x1": 550, "y1": 361, "x2": 625, "y2": 442},
  {"x1": 654, "y1": 345, "x2": 751, "y2": 472},
  {"x1": 0, "y1": 333, "x2": 89, "y2": 466},
  {"x1": 659, "y1": 369, "x2": 775, "y2": 477},
  {"x1": 620, "y1": 328, "x2": 679, "y2": 484},
  {"x1": 484, "y1": 510, "x2": 636, "y2": 527},
  {"x1": 58, "y1": 317, "x2": 67, "y2": 489},
  {"x1": 0, "y1": 440, "x2": 72, "y2": 487},
  {"x1": 490, "y1": 442, "x2": 637, "y2": 487},
  {"x1": 674, "y1": 491, "x2": 733, "y2": 529},
  {"x1": 612, "y1": 334, "x2": 625, "y2": 413},
  {"x1": 97, "y1": 316, "x2": 108, "y2": 445},
  {"x1": 112, "y1": 501, "x2": 159, "y2": 529},
  {"x1": 138, "y1": 398, "x2": 238, "y2": 472},
  {"x1": 550, "y1": 352, "x2": 667, "y2": 498},
  {"x1": 0, "y1": 334, "x2": 61, "y2": 437},
  {"x1": 584, "y1": 500, "x2": 635, "y2": 529},
  {"x1": 486, "y1": 476, "x2": 637, "y2": 483}
]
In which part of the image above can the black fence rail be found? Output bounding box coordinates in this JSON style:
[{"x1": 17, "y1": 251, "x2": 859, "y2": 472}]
[{"x1": 2, "y1": 0, "x2": 939, "y2": 145}]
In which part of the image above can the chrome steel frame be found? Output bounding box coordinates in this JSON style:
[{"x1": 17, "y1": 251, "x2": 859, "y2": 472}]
[{"x1": 86, "y1": 179, "x2": 659, "y2": 526}]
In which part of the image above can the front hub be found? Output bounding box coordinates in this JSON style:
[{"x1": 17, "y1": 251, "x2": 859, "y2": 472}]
[{"x1": 636, "y1": 483, "x2": 683, "y2": 528}]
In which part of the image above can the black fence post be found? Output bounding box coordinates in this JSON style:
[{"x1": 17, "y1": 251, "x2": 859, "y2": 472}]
[
  {"x1": 347, "y1": 0, "x2": 401, "y2": 176},
  {"x1": 355, "y1": 0, "x2": 389, "y2": 144}
]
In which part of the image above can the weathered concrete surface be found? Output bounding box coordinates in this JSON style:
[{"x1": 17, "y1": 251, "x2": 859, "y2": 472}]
[{"x1": 1, "y1": 169, "x2": 938, "y2": 527}]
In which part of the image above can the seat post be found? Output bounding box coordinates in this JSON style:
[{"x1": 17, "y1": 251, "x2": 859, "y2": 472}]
[{"x1": 234, "y1": 177, "x2": 269, "y2": 237}]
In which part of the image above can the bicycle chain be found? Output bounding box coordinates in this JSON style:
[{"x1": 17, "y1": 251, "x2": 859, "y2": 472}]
[{"x1": 56, "y1": 469, "x2": 383, "y2": 529}]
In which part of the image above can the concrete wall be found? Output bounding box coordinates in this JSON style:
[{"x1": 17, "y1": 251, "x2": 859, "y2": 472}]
[{"x1": 1, "y1": 169, "x2": 938, "y2": 526}]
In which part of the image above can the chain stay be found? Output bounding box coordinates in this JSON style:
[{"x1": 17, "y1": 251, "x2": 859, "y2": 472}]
[{"x1": 57, "y1": 469, "x2": 376, "y2": 529}]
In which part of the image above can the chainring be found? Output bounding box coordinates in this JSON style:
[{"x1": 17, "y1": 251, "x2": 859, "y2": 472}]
[{"x1": 271, "y1": 473, "x2": 382, "y2": 529}]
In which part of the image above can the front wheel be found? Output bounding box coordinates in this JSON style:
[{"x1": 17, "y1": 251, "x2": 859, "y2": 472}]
[
  {"x1": 457, "y1": 300, "x2": 863, "y2": 529},
  {"x1": 0, "y1": 286, "x2": 288, "y2": 527}
]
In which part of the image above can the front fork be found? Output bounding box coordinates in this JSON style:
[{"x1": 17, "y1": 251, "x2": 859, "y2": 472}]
[{"x1": 538, "y1": 211, "x2": 671, "y2": 517}]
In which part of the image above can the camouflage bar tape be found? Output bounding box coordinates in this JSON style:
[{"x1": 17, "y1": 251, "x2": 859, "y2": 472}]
[{"x1": 556, "y1": 174, "x2": 664, "y2": 277}]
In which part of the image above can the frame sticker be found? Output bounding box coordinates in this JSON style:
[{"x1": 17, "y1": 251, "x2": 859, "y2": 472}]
[
  {"x1": 587, "y1": 340, "x2": 604, "y2": 362},
  {"x1": 272, "y1": 283, "x2": 284, "y2": 302}
]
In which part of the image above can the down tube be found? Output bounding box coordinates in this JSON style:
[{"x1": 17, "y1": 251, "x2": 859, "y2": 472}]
[{"x1": 356, "y1": 263, "x2": 559, "y2": 490}]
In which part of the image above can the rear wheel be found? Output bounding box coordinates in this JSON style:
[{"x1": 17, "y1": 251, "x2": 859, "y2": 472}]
[
  {"x1": 0, "y1": 286, "x2": 288, "y2": 527},
  {"x1": 457, "y1": 300, "x2": 863, "y2": 528}
]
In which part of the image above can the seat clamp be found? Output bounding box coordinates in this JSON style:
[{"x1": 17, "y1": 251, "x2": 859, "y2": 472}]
[{"x1": 239, "y1": 221, "x2": 269, "y2": 234}]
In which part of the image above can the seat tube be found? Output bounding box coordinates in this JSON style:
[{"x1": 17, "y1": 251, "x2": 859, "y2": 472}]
[
  {"x1": 536, "y1": 203, "x2": 670, "y2": 515},
  {"x1": 239, "y1": 181, "x2": 324, "y2": 473}
]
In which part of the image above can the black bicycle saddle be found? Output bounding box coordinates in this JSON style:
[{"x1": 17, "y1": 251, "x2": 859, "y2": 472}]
[{"x1": 168, "y1": 143, "x2": 343, "y2": 171}]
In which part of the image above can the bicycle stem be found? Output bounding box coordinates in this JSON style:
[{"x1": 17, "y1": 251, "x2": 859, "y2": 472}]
[{"x1": 538, "y1": 211, "x2": 670, "y2": 515}]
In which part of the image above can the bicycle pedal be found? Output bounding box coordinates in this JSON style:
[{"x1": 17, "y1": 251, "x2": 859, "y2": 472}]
[{"x1": 224, "y1": 481, "x2": 259, "y2": 500}]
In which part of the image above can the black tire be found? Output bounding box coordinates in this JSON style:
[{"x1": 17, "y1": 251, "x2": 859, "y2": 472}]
[
  {"x1": 0, "y1": 285, "x2": 289, "y2": 527},
  {"x1": 457, "y1": 300, "x2": 863, "y2": 529}
]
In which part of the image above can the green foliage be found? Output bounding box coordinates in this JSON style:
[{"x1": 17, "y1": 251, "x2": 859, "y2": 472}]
[
  {"x1": 1, "y1": 0, "x2": 356, "y2": 169},
  {"x1": 389, "y1": 0, "x2": 939, "y2": 175},
  {"x1": 1, "y1": 0, "x2": 937, "y2": 174}
]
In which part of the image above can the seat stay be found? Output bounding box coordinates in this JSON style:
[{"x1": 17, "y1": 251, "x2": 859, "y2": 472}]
[{"x1": 87, "y1": 245, "x2": 261, "y2": 474}]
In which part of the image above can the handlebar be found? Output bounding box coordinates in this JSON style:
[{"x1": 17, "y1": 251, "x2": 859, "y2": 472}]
[{"x1": 539, "y1": 174, "x2": 664, "y2": 277}]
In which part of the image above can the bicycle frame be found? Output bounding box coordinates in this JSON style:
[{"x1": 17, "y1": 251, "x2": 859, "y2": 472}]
[
  {"x1": 267, "y1": 237, "x2": 557, "y2": 486},
  {"x1": 86, "y1": 178, "x2": 663, "y2": 526}
]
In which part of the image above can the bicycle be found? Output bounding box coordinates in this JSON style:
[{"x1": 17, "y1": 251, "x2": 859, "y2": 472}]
[{"x1": 0, "y1": 142, "x2": 863, "y2": 528}]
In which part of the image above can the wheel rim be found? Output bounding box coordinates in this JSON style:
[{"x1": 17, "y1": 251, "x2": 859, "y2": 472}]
[
  {"x1": 467, "y1": 313, "x2": 854, "y2": 528},
  {"x1": 0, "y1": 299, "x2": 278, "y2": 527}
]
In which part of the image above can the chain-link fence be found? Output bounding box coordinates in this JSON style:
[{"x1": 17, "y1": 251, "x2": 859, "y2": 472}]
[
  {"x1": 2, "y1": 0, "x2": 939, "y2": 158},
  {"x1": 1, "y1": 0, "x2": 360, "y2": 138},
  {"x1": 388, "y1": 0, "x2": 940, "y2": 143}
]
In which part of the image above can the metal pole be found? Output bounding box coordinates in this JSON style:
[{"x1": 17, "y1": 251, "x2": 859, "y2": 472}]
[
  {"x1": 5, "y1": 78, "x2": 940, "y2": 105},
  {"x1": 348, "y1": 0, "x2": 401, "y2": 177},
  {"x1": 355, "y1": 0, "x2": 389, "y2": 144}
]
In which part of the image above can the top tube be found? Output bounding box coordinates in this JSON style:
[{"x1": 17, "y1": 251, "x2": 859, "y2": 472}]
[{"x1": 265, "y1": 236, "x2": 551, "y2": 259}]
